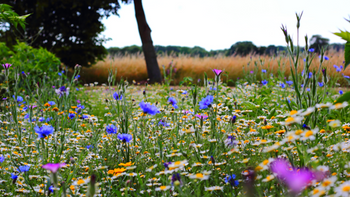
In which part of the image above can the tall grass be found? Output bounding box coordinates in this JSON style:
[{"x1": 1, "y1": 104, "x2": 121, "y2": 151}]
[{"x1": 79, "y1": 50, "x2": 350, "y2": 86}]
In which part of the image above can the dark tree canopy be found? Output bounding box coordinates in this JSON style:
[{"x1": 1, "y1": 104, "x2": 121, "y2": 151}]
[
  {"x1": 0, "y1": 0, "x2": 128, "y2": 67},
  {"x1": 227, "y1": 41, "x2": 258, "y2": 56},
  {"x1": 309, "y1": 35, "x2": 330, "y2": 53}
]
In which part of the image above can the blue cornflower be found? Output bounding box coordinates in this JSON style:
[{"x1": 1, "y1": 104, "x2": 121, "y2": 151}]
[
  {"x1": 86, "y1": 145, "x2": 94, "y2": 149},
  {"x1": 55, "y1": 86, "x2": 68, "y2": 96},
  {"x1": 308, "y1": 48, "x2": 315, "y2": 52},
  {"x1": 339, "y1": 90, "x2": 344, "y2": 95},
  {"x1": 49, "y1": 185, "x2": 54, "y2": 193},
  {"x1": 18, "y1": 165, "x2": 30, "y2": 173},
  {"x1": 262, "y1": 69, "x2": 267, "y2": 73},
  {"x1": 13, "y1": 95, "x2": 23, "y2": 102},
  {"x1": 82, "y1": 114, "x2": 89, "y2": 119},
  {"x1": 34, "y1": 125, "x2": 54, "y2": 138},
  {"x1": 318, "y1": 82, "x2": 324, "y2": 87},
  {"x1": 225, "y1": 174, "x2": 239, "y2": 186},
  {"x1": 68, "y1": 113, "x2": 75, "y2": 119},
  {"x1": 139, "y1": 101, "x2": 160, "y2": 115},
  {"x1": 262, "y1": 80, "x2": 268, "y2": 85},
  {"x1": 113, "y1": 92, "x2": 123, "y2": 100},
  {"x1": 11, "y1": 173, "x2": 18, "y2": 180},
  {"x1": 48, "y1": 101, "x2": 56, "y2": 106},
  {"x1": 308, "y1": 72, "x2": 312, "y2": 78},
  {"x1": 199, "y1": 95, "x2": 214, "y2": 109},
  {"x1": 106, "y1": 124, "x2": 118, "y2": 134},
  {"x1": 280, "y1": 83, "x2": 286, "y2": 88},
  {"x1": 58, "y1": 72, "x2": 62, "y2": 76},
  {"x1": 46, "y1": 117, "x2": 52, "y2": 122},
  {"x1": 0, "y1": 155, "x2": 4, "y2": 163},
  {"x1": 24, "y1": 114, "x2": 30, "y2": 119},
  {"x1": 209, "y1": 86, "x2": 217, "y2": 91},
  {"x1": 168, "y1": 97, "x2": 178, "y2": 109},
  {"x1": 75, "y1": 75, "x2": 80, "y2": 79},
  {"x1": 286, "y1": 81, "x2": 293, "y2": 86},
  {"x1": 77, "y1": 104, "x2": 85, "y2": 109},
  {"x1": 336, "y1": 67, "x2": 341, "y2": 72},
  {"x1": 324, "y1": 56, "x2": 329, "y2": 60},
  {"x1": 22, "y1": 106, "x2": 28, "y2": 111},
  {"x1": 117, "y1": 133, "x2": 132, "y2": 143},
  {"x1": 306, "y1": 88, "x2": 310, "y2": 92},
  {"x1": 38, "y1": 117, "x2": 45, "y2": 122},
  {"x1": 344, "y1": 75, "x2": 350, "y2": 79},
  {"x1": 158, "y1": 120, "x2": 170, "y2": 127},
  {"x1": 301, "y1": 84, "x2": 304, "y2": 88},
  {"x1": 182, "y1": 90, "x2": 187, "y2": 94}
]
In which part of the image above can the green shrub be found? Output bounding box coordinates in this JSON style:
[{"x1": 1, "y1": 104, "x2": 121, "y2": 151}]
[{"x1": 0, "y1": 42, "x2": 61, "y2": 95}]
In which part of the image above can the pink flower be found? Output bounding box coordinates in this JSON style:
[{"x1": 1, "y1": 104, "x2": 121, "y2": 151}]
[
  {"x1": 270, "y1": 159, "x2": 321, "y2": 194},
  {"x1": 2, "y1": 63, "x2": 11, "y2": 69},
  {"x1": 285, "y1": 168, "x2": 314, "y2": 194},
  {"x1": 42, "y1": 163, "x2": 66, "y2": 173},
  {"x1": 195, "y1": 114, "x2": 208, "y2": 120},
  {"x1": 212, "y1": 69, "x2": 223, "y2": 76}
]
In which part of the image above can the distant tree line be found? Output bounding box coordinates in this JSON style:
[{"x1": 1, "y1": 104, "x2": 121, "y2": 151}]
[{"x1": 108, "y1": 36, "x2": 345, "y2": 57}]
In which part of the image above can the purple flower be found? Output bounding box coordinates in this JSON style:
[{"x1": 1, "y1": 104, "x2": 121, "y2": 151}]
[
  {"x1": 117, "y1": 133, "x2": 132, "y2": 143},
  {"x1": 139, "y1": 101, "x2": 160, "y2": 115},
  {"x1": 339, "y1": 90, "x2": 343, "y2": 95},
  {"x1": 212, "y1": 69, "x2": 223, "y2": 76},
  {"x1": 250, "y1": 70, "x2": 254, "y2": 74},
  {"x1": 2, "y1": 63, "x2": 11, "y2": 69},
  {"x1": 318, "y1": 82, "x2": 324, "y2": 87},
  {"x1": 262, "y1": 69, "x2": 267, "y2": 73},
  {"x1": 41, "y1": 163, "x2": 66, "y2": 173}
]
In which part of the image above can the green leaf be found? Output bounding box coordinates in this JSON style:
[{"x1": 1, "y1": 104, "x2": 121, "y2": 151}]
[
  {"x1": 267, "y1": 108, "x2": 275, "y2": 119},
  {"x1": 335, "y1": 91, "x2": 350, "y2": 103},
  {"x1": 241, "y1": 101, "x2": 256, "y2": 110},
  {"x1": 345, "y1": 42, "x2": 350, "y2": 70},
  {"x1": 333, "y1": 30, "x2": 350, "y2": 42}
]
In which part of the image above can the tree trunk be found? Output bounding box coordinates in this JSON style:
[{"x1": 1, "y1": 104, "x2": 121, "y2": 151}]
[{"x1": 134, "y1": 0, "x2": 162, "y2": 83}]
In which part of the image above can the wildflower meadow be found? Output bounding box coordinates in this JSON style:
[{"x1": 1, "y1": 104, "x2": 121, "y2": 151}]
[{"x1": 2, "y1": 12, "x2": 350, "y2": 197}]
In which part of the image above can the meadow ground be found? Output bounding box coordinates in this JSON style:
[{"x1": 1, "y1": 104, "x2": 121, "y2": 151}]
[{"x1": 2, "y1": 60, "x2": 350, "y2": 196}]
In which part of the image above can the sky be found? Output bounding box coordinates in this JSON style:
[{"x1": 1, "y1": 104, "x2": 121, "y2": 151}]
[{"x1": 101, "y1": 0, "x2": 350, "y2": 51}]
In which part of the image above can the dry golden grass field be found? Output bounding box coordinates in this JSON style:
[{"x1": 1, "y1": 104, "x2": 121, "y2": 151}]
[{"x1": 79, "y1": 50, "x2": 350, "y2": 86}]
